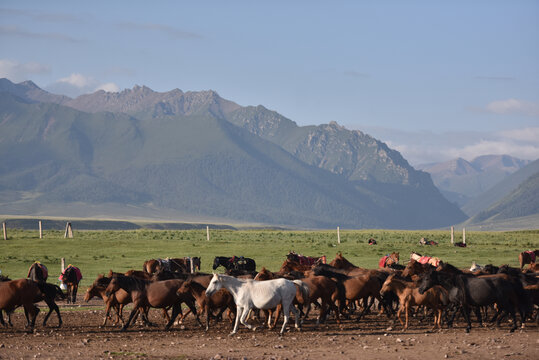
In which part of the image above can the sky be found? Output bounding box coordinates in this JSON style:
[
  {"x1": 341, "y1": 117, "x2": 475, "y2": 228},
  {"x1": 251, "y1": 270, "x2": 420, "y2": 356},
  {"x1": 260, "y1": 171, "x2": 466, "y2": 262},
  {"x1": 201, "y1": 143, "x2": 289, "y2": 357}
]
[{"x1": 1, "y1": 0, "x2": 538, "y2": 165}]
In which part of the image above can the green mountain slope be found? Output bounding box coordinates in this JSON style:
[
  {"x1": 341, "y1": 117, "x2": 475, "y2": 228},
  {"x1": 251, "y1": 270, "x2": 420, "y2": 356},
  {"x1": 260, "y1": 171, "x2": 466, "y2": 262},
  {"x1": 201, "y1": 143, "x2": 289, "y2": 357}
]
[
  {"x1": 469, "y1": 170, "x2": 539, "y2": 223},
  {"x1": 462, "y1": 159, "x2": 539, "y2": 216}
]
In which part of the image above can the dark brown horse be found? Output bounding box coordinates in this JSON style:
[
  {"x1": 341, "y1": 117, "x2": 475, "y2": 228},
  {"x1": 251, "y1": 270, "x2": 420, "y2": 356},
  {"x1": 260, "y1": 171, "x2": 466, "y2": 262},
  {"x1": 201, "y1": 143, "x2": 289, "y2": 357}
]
[
  {"x1": 0, "y1": 279, "x2": 41, "y2": 331},
  {"x1": 104, "y1": 274, "x2": 201, "y2": 331},
  {"x1": 27, "y1": 262, "x2": 48, "y2": 282},
  {"x1": 519, "y1": 250, "x2": 539, "y2": 269},
  {"x1": 59, "y1": 265, "x2": 82, "y2": 304}
]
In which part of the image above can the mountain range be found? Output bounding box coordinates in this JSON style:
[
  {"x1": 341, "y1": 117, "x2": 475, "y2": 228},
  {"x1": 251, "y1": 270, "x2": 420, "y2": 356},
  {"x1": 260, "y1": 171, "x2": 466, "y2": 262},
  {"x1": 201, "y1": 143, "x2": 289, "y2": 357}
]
[
  {"x1": 0, "y1": 78, "x2": 467, "y2": 229},
  {"x1": 417, "y1": 155, "x2": 531, "y2": 209}
]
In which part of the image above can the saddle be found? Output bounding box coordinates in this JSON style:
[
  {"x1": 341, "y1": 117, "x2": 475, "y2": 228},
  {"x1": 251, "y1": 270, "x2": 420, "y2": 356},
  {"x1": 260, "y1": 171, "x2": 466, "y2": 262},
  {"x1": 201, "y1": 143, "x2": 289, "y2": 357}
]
[
  {"x1": 158, "y1": 258, "x2": 172, "y2": 272},
  {"x1": 379, "y1": 255, "x2": 388, "y2": 268}
]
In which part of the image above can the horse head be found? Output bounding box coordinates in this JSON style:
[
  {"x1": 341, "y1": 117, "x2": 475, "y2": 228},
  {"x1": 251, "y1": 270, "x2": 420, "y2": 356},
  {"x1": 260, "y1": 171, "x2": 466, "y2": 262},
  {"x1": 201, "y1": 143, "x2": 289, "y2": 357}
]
[
  {"x1": 192, "y1": 257, "x2": 201, "y2": 271},
  {"x1": 212, "y1": 257, "x2": 221, "y2": 270},
  {"x1": 205, "y1": 273, "x2": 223, "y2": 297},
  {"x1": 417, "y1": 269, "x2": 436, "y2": 294},
  {"x1": 104, "y1": 275, "x2": 121, "y2": 297}
]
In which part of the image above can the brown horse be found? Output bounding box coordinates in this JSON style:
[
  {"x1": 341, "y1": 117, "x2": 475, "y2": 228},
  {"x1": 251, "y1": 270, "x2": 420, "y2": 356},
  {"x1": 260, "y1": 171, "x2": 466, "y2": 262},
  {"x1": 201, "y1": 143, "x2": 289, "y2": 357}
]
[
  {"x1": 0, "y1": 279, "x2": 41, "y2": 331},
  {"x1": 401, "y1": 258, "x2": 435, "y2": 278},
  {"x1": 380, "y1": 274, "x2": 448, "y2": 331},
  {"x1": 519, "y1": 250, "x2": 539, "y2": 269},
  {"x1": 143, "y1": 258, "x2": 189, "y2": 274},
  {"x1": 104, "y1": 274, "x2": 201, "y2": 331},
  {"x1": 313, "y1": 264, "x2": 384, "y2": 321},
  {"x1": 329, "y1": 252, "x2": 369, "y2": 276},
  {"x1": 279, "y1": 259, "x2": 313, "y2": 274},
  {"x1": 176, "y1": 280, "x2": 235, "y2": 331},
  {"x1": 84, "y1": 275, "x2": 133, "y2": 326}
]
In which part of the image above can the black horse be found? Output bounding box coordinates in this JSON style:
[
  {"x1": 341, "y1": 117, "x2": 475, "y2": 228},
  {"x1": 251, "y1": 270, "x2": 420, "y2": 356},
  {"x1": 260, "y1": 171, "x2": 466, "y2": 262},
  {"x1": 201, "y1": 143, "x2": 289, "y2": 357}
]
[
  {"x1": 212, "y1": 256, "x2": 256, "y2": 272},
  {"x1": 27, "y1": 262, "x2": 48, "y2": 282},
  {"x1": 418, "y1": 268, "x2": 526, "y2": 332}
]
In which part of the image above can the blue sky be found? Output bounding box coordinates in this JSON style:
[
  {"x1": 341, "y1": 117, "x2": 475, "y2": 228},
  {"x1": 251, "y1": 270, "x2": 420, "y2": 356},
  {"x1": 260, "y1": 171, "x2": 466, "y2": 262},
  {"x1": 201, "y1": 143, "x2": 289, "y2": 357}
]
[{"x1": 1, "y1": 0, "x2": 538, "y2": 164}]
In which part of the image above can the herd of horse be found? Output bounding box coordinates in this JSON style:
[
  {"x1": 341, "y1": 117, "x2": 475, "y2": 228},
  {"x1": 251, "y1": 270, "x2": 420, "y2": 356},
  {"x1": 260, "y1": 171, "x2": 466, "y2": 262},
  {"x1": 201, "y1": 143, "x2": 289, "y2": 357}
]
[{"x1": 1, "y1": 251, "x2": 538, "y2": 336}]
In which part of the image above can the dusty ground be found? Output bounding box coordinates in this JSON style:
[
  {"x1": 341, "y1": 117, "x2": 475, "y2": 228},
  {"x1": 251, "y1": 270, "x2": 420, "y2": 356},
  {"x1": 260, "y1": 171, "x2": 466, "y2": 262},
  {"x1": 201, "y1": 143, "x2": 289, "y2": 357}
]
[{"x1": 0, "y1": 299, "x2": 537, "y2": 360}]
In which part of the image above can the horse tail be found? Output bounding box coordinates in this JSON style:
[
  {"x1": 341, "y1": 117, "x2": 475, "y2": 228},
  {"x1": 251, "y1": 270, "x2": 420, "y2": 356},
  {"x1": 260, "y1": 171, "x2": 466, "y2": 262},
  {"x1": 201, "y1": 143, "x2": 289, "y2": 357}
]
[{"x1": 292, "y1": 280, "x2": 310, "y2": 304}]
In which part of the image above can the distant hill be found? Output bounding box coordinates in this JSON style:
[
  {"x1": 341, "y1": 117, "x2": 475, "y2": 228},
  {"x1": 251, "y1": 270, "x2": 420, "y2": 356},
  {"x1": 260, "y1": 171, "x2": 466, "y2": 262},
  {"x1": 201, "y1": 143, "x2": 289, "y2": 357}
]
[
  {"x1": 462, "y1": 159, "x2": 539, "y2": 217},
  {"x1": 0, "y1": 78, "x2": 467, "y2": 229},
  {"x1": 417, "y1": 155, "x2": 530, "y2": 207},
  {"x1": 468, "y1": 169, "x2": 539, "y2": 224}
]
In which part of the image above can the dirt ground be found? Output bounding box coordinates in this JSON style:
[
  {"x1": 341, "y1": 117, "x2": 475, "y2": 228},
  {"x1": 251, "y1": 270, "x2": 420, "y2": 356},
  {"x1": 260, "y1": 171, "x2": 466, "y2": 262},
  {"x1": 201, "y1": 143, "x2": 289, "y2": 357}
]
[{"x1": 0, "y1": 299, "x2": 537, "y2": 360}]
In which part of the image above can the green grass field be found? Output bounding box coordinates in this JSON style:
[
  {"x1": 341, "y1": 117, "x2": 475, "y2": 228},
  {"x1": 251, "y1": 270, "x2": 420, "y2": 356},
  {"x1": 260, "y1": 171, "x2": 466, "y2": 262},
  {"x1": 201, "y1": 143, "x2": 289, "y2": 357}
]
[{"x1": 1, "y1": 228, "x2": 538, "y2": 288}]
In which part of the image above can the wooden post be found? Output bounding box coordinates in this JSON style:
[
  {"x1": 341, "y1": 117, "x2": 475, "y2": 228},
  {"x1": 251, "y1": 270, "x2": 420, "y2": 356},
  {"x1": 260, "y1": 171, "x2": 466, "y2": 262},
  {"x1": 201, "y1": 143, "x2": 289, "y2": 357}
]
[
  {"x1": 450, "y1": 226, "x2": 454, "y2": 245},
  {"x1": 189, "y1": 257, "x2": 194, "y2": 273},
  {"x1": 61, "y1": 258, "x2": 65, "y2": 273},
  {"x1": 337, "y1": 226, "x2": 341, "y2": 244},
  {"x1": 39, "y1": 220, "x2": 43, "y2": 239},
  {"x1": 463, "y1": 228, "x2": 466, "y2": 244},
  {"x1": 64, "y1": 222, "x2": 73, "y2": 238},
  {"x1": 2, "y1": 222, "x2": 6, "y2": 240},
  {"x1": 206, "y1": 226, "x2": 210, "y2": 241}
]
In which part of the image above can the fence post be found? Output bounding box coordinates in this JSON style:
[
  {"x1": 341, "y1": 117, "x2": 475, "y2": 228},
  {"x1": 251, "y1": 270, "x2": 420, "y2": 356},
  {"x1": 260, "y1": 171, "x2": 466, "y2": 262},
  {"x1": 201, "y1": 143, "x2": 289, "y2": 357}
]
[
  {"x1": 450, "y1": 226, "x2": 454, "y2": 245},
  {"x1": 61, "y1": 258, "x2": 65, "y2": 273},
  {"x1": 64, "y1": 222, "x2": 73, "y2": 238},
  {"x1": 189, "y1": 257, "x2": 194, "y2": 273},
  {"x1": 462, "y1": 228, "x2": 466, "y2": 245},
  {"x1": 206, "y1": 226, "x2": 210, "y2": 241},
  {"x1": 337, "y1": 226, "x2": 341, "y2": 244},
  {"x1": 39, "y1": 220, "x2": 43, "y2": 239},
  {"x1": 2, "y1": 222, "x2": 6, "y2": 240}
]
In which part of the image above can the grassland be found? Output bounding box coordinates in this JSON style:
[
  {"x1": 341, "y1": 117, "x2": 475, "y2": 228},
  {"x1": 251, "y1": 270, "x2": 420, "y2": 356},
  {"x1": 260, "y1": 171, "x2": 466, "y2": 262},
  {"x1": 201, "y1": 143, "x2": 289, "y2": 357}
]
[{"x1": 0, "y1": 228, "x2": 537, "y2": 288}]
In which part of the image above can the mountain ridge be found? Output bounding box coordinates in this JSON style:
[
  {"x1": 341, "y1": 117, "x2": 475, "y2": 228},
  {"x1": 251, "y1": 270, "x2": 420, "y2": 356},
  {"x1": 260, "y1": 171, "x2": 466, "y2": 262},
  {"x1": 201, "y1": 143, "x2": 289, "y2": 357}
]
[{"x1": 0, "y1": 78, "x2": 466, "y2": 228}]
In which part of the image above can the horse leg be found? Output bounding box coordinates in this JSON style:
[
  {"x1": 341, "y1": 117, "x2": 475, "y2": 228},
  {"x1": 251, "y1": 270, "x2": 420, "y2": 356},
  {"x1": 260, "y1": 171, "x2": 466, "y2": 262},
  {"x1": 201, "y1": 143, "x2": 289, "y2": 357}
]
[
  {"x1": 43, "y1": 300, "x2": 62, "y2": 327},
  {"x1": 473, "y1": 306, "x2": 483, "y2": 327},
  {"x1": 72, "y1": 284, "x2": 78, "y2": 303},
  {"x1": 272, "y1": 305, "x2": 283, "y2": 330},
  {"x1": 239, "y1": 306, "x2": 254, "y2": 330},
  {"x1": 165, "y1": 304, "x2": 181, "y2": 330},
  {"x1": 185, "y1": 299, "x2": 203, "y2": 327},
  {"x1": 396, "y1": 306, "x2": 404, "y2": 327},
  {"x1": 121, "y1": 308, "x2": 139, "y2": 332},
  {"x1": 403, "y1": 304, "x2": 409, "y2": 331},
  {"x1": 0, "y1": 310, "x2": 6, "y2": 327},
  {"x1": 230, "y1": 306, "x2": 243, "y2": 335},
  {"x1": 103, "y1": 301, "x2": 112, "y2": 326},
  {"x1": 461, "y1": 305, "x2": 472, "y2": 333}
]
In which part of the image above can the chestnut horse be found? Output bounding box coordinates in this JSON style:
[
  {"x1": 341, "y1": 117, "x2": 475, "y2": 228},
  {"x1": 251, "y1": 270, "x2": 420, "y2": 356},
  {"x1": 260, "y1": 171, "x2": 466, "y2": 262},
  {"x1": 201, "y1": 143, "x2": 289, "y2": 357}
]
[
  {"x1": 84, "y1": 275, "x2": 133, "y2": 326},
  {"x1": 519, "y1": 250, "x2": 539, "y2": 269},
  {"x1": 0, "y1": 279, "x2": 41, "y2": 331},
  {"x1": 380, "y1": 274, "x2": 448, "y2": 330},
  {"x1": 176, "y1": 279, "x2": 235, "y2": 331},
  {"x1": 379, "y1": 252, "x2": 400, "y2": 269}
]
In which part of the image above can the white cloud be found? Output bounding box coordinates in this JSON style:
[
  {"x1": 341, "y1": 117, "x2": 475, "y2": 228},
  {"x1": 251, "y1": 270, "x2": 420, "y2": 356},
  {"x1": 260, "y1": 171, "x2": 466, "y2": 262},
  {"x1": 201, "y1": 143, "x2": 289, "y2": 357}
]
[
  {"x1": 362, "y1": 126, "x2": 539, "y2": 166},
  {"x1": 57, "y1": 73, "x2": 93, "y2": 88},
  {"x1": 0, "y1": 59, "x2": 50, "y2": 82},
  {"x1": 95, "y1": 82, "x2": 119, "y2": 93},
  {"x1": 46, "y1": 73, "x2": 120, "y2": 97},
  {"x1": 484, "y1": 98, "x2": 539, "y2": 117}
]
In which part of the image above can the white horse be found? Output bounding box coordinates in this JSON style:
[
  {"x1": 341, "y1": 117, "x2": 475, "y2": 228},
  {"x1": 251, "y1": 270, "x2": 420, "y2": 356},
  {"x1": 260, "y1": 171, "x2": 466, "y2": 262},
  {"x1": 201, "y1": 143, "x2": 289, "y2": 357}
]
[{"x1": 205, "y1": 273, "x2": 307, "y2": 335}]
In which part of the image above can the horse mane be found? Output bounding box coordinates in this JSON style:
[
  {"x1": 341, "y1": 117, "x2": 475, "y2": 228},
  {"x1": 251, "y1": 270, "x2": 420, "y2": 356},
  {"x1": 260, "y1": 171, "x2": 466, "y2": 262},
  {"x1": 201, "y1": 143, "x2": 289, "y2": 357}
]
[
  {"x1": 312, "y1": 264, "x2": 350, "y2": 281},
  {"x1": 437, "y1": 262, "x2": 462, "y2": 274}
]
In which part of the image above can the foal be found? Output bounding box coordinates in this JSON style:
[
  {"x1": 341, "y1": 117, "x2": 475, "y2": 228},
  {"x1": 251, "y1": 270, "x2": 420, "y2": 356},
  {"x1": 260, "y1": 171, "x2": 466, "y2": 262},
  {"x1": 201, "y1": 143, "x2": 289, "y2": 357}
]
[{"x1": 380, "y1": 274, "x2": 448, "y2": 331}]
